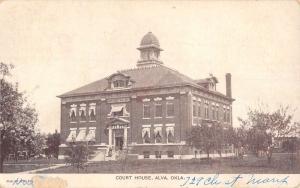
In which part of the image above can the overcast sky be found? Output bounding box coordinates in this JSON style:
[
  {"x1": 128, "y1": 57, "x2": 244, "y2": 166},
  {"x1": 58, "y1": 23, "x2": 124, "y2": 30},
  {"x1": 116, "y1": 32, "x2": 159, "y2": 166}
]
[{"x1": 0, "y1": 1, "x2": 299, "y2": 133}]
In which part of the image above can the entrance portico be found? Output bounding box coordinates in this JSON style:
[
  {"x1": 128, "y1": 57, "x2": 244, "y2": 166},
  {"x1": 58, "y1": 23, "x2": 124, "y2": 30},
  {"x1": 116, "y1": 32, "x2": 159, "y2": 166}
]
[{"x1": 107, "y1": 117, "x2": 129, "y2": 151}]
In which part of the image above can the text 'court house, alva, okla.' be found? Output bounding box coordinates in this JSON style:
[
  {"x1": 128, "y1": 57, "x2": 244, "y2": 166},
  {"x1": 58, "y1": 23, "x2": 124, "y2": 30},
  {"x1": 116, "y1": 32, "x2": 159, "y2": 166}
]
[{"x1": 57, "y1": 32, "x2": 234, "y2": 160}]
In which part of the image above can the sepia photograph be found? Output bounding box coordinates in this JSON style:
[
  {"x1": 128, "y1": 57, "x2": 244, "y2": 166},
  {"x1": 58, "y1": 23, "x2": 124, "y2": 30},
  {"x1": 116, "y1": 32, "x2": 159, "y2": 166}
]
[{"x1": 0, "y1": 0, "x2": 300, "y2": 187}]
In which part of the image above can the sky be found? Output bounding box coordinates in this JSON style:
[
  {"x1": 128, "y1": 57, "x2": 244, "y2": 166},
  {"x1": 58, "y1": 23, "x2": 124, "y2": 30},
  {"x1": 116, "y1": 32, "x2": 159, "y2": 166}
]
[{"x1": 0, "y1": 0, "x2": 299, "y2": 133}]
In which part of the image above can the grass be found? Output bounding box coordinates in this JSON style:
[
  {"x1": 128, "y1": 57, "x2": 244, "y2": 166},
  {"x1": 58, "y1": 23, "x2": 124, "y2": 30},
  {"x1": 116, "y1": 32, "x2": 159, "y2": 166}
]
[
  {"x1": 3, "y1": 164, "x2": 53, "y2": 173},
  {"x1": 3, "y1": 158, "x2": 63, "y2": 173},
  {"x1": 4, "y1": 158, "x2": 64, "y2": 165},
  {"x1": 40, "y1": 152, "x2": 300, "y2": 174}
]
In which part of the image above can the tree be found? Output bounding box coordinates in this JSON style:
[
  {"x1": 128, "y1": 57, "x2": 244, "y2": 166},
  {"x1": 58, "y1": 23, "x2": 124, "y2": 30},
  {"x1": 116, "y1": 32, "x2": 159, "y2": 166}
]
[
  {"x1": 0, "y1": 62, "x2": 38, "y2": 172},
  {"x1": 46, "y1": 130, "x2": 60, "y2": 159},
  {"x1": 281, "y1": 138, "x2": 297, "y2": 152},
  {"x1": 238, "y1": 104, "x2": 297, "y2": 159},
  {"x1": 64, "y1": 143, "x2": 91, "y2": 173},
  {"x1": 187, "y1": 122, "x2": 224, "y2": 161},
  {"x1": 247, "y1": 126, "x2": 271, "y2": 156},
  {"x1": 29, "y1": 132, "x2": 47, "y2": 158}
]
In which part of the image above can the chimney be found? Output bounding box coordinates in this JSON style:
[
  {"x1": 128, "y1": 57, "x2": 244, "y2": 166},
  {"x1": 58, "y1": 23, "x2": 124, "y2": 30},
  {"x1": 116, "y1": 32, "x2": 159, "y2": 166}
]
[{"x1": 226, "y1": 73, "x2": 232, "y2": 98}]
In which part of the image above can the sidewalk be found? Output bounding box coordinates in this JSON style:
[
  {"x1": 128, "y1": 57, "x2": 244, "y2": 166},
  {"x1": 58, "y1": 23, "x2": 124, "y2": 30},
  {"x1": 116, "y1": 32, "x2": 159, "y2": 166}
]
[{"x1": 17, "y1": 164, "x2": 65, "y2": 174}]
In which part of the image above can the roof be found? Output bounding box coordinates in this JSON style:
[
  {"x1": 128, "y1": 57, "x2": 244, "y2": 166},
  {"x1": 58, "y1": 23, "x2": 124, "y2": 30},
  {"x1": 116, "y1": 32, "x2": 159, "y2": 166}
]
[
  {"x1": 58, "y1": 65, "x2": 230, "y2": 99},
  {"x1": 195, "y1": 79, "x2": 209, "y2": 84},
  {"x1": 140, "y1": 32, "x2": 160, "y2": 47}
]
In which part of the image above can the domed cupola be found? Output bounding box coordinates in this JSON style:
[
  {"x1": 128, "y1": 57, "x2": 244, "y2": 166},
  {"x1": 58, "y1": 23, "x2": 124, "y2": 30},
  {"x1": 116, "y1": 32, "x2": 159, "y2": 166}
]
[
  {"x1": 140, "y1": 32, "x2": 160, "y2": 47},
  {"x1": 137, "y1": 32, "x2": 163, "y2": 67}
]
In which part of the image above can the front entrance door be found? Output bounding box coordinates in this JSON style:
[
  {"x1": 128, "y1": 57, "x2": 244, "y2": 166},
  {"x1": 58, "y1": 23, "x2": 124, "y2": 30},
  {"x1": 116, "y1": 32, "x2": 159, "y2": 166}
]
[{"x1": 115, "y1": 137, "x2": 123, "y2": 150}]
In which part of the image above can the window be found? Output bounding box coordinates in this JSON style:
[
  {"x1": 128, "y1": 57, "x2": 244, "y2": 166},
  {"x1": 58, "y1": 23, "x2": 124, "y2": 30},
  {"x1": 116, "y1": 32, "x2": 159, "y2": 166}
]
[
  {"x1": 198, "y1": 104, "x2": 201, "y2": 117},
  {"x1": 89, "y1": 103, "x2": 96, "y2": 121},
  {"x1": 166, "y1": 102, "x2": 174, "y2": 117},
  {"x1": 69, "y1": 104, "x2": 77, "y2": 122},
  {"x1": 166, "y1": 126, "x2": 175, "y2": 143},
  {"x1": 113, "y1": 108, "x2": 123, "y2": 117},
  {"x1": 66, "y1": 128, "x2": 77, "y2": 142},
  {"x1": 205, "y1": 105, "x2": 209, "y2": 119},
  {"x1": 193, "y1": 104, "x2": 197, "y2": 117},
  {"x1": 89, "y1": 108, "x2": 96, "y2": 121},
  {"x1": 143, "y1": 151, "x2": 150, "y2": 159},
  {"x1": 76, "y1": 128, "x2": 87, "y2": 142},
  {"x1": 227, "y1": 109, "x2": 231, "y2": 123},
  {"x1": 155, "y1": 103, "x2": 163, "y2": 118},
  {"x1": 142, "y1": 127, "x2": 151, "y2": 143},
  {"x1": 113, "y1": 80, "x2": 125, "y2": 88},
  {"x1": 154, "y1": 126, "x2": 162, "y2": 143},
  {"x1": 79, "y1": 104, "x2": 87, "y2": 122},
  {"x1": 109, "y1": 104, "x2": 129, "y2": 117},
  {"x1": 167, "y1": 151, "x2": 174, "y2": 158},
  {"x1": 192, "y1": 117, "x2": 197, "y2": 126},
  {"x1": 155, "y1": 151, "x2": 162, "y2": 158},
  {"x1": 212, "y1": 106, "x2": 215, "y2": 120},
  {"x1": 86, "y1": 127, "x2": 96, "y2": 142},
  {"x1": 143, "y1": 104, "x2": 150, "y2": 118},
  {"x1": 223, "y1": 107, "x2": 226, "y2": 122},
  {"x1": 70, "y1": 109, "x2": 76, "y2": 122},
  {"x1": 216, "y1": 106, "x2": 219, "y2": 120}
]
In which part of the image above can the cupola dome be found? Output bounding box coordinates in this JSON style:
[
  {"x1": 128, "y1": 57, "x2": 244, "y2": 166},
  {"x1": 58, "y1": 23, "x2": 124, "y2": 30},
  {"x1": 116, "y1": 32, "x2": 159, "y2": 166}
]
[
  {"x1": 140, "y1": 32, "x2": 160, "y2": 47},
  {"x1": 137, "y1": 32, "x2": 163, "y2": 67}
]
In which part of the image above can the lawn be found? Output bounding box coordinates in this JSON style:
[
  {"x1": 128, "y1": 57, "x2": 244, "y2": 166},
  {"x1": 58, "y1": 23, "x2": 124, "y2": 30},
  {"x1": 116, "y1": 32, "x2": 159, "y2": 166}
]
[
  {"x1": 3, "y1": 164, "x2": 53, "y2": 173},
  {"x1": 40, "y1": 153, "x2": 300, "y2": 174},
  {"x1": 3, "y1": 158, "x2": 63, "y2": 173}
]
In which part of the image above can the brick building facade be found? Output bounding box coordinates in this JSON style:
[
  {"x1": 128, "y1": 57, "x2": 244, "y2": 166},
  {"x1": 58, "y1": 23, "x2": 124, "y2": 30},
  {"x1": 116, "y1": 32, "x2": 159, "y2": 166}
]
[{"x1": 58, "y1": 32, "x2": 234, "y2": 160}]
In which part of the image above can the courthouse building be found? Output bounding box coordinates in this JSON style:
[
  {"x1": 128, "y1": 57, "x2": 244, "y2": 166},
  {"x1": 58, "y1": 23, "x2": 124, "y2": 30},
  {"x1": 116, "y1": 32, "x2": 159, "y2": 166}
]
[{"x1": 58, "y1": 32, "x2": 234, "y2": 160}]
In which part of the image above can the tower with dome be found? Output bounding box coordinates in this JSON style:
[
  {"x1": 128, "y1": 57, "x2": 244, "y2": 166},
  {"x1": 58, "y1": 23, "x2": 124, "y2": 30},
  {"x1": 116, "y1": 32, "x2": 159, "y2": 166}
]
[
  {"x1": 58, "y1": 32, "x2": 234, "y2": 160},
  {"x1": 137, "y1": 32, "x2": 163, "y2": 67}
]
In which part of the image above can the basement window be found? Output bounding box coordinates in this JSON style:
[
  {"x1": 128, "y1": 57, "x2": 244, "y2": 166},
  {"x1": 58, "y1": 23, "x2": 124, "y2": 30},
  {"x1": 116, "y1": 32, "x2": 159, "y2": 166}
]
[
  {"x1": 143, "y1": 151, "x2": 150, "y2": 159},
  {"x1": 155, "y1": 151, "x2": 162, "y2": 159},
  {"x1": 167, "y1": 151, "x2": 174, "y2": 158}
]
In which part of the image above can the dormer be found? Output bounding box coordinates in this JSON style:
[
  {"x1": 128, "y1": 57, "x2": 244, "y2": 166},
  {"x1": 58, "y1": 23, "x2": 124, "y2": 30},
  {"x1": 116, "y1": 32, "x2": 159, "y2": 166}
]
[
  {"x1": 195, "y1": 74, "x2": 218, "y2": 91},
  {"x1": 106, "y1": 72, "x2": 135, "y2": 90}
]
